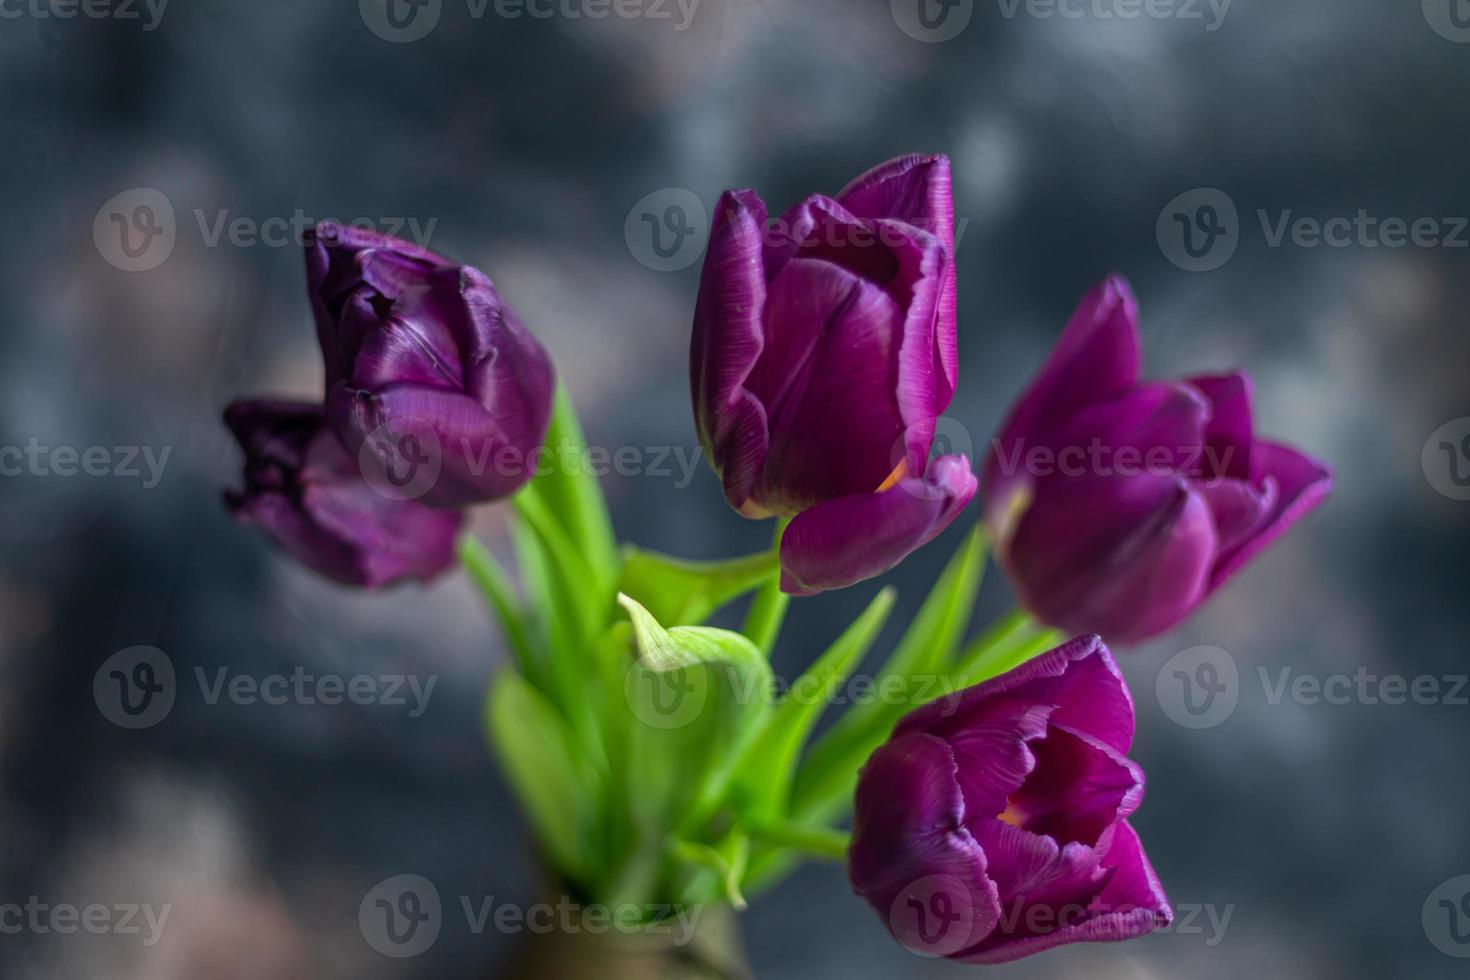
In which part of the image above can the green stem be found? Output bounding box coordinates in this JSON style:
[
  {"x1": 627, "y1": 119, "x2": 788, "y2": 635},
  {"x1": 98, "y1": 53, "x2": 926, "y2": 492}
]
[
  {"x1": 951, "y1": 607, "x2": 1063, "y2": 686},
  {"x1": 746, "y1": 821, "x2": 850, "y2": 862},
  {"x1": 742, "y1": 519, "x2": 791, "y2": 655},
  {"x1": 459, "y1": 534, "x2": 535, "y2": 675}
]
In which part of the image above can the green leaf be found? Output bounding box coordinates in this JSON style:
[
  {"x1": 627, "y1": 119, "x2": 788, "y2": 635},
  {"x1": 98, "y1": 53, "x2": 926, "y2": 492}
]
[
  {"x1": 513, "y1": 490, "x2": 604, "y2": 649},
  {"x1": 737, "y1": 587, "x2": 896, "y2": 820},
  {"x1": 790, "y1": 528, "x2": 985, "y2": 824},
  {"x1": 486, "y1": 670, "x2": 599, "y2": 885},
  {"x1": 618, "y1": 548, "x2": 778, "y2": 626},
  {"x1": 616, "y1": 595, "x2": 773, "y2": 842},
  {"x1": 528, "y1": 384, "x2": 619, "y2": 598}
]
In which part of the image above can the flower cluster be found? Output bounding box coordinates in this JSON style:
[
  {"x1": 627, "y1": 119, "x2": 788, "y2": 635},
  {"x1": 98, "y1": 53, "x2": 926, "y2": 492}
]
[{"x1": 222, "y1": 154, "x2": 1331, "y2": 967}]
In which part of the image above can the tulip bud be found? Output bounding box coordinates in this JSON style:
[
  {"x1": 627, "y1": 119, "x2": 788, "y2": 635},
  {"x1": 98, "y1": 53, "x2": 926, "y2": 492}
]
[
  {"x1": 690, "y1": 155, "x2": 976, "y2": 595},
  {"x1": 848, "y1": 635, "x2": 1170, "y2": 964},
  {"x1": 982, "y1": 277, "x2": 1333, "y2": 642},
  {"x1": 223, "y1": 400, "x2": 462, "y2": 588},
  {"x1": 305, "y1": 222, "x2": 555, "y2": 509}
]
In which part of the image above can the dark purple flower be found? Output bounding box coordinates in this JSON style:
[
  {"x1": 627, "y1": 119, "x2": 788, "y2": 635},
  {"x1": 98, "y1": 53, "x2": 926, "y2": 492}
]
[
  {"x1": 690, "y1": 155, "x2": 976, "y2": 595},
  {"x1": 306, "y1": 222, "x2": 555, "y2": 509},
  {"x1": 982, "y1": 277, "x2": 1333, "y2": 642},
  {"x1": 224, "y1": 399, "x2": 462, "y2": 588},
  {"x1": 848, "y1": 635, "x2": 1170, "y2": 964}
]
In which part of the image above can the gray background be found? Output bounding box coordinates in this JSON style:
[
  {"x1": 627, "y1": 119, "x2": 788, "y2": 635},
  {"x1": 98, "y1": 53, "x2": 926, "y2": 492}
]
[{"x1": 2, "y1": 0, "x2": 1468, "y2": 976}]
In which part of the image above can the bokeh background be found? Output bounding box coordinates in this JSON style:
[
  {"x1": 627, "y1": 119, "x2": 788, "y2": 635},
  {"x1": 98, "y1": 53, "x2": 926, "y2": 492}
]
[{"x1": 3, "y1": 0, "x2": 1468, "y2": 976}]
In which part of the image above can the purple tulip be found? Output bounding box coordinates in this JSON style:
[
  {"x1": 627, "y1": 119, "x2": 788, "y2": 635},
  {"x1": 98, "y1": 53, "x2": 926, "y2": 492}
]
[
  {"x1": 690, "y1": 155, "x2": 976, "y2": 595},
  {"x1": 981, "y1": 277, "x2": 1333, "y2": 642},
  {"x1": 224, "y1": 399, "x2": 463, "y2": 588},
  {"x1": 305, "y1": 222, "x2": 555, "y2": 509},
  {"x1": 848, "y1": 635, "x2": 1170, "y2": 964}
]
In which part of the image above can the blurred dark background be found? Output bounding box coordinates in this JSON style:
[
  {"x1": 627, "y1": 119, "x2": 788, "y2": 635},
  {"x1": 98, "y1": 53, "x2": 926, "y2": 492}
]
[{"x1": 2, "y1": 0, "x2": 1468, "y2": 976}]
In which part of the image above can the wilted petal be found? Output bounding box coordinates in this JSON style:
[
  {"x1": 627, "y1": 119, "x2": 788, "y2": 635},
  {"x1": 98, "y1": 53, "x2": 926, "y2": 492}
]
[
  {"x1": 224, "y1": 400, "x2": 462, "y2": 588},
  {"x1": 780, "y1": 455, "x2": 977, "y2": 595}
]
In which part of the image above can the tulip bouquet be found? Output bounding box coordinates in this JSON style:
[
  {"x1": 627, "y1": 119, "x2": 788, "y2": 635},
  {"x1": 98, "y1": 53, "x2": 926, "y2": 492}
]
[{"x1": 223, "y1": 155, "x2": 1330, "y2": 974}]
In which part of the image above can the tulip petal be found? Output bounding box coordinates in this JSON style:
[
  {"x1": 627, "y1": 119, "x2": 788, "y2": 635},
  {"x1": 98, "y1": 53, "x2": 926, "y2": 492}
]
[
  {"x1": 903, "y1": 635, "x2": 1136, "y2": 755},
  {"x1": 838, "y1": 154, "x2": 957, "y2": 406},
  {"x1": 876, "y1": 218, "x2": 948, "y2": 473},
  {"x1": 225, "y1": 403, "x2": 463, "y2": 588},
  {"x1": 1189, "y1": 371, "x2": 1254, "y2": 480},
  {"x1": 690, "y1": 190, "x2": 771, "y2": 511},
  {"x1": 1005, "y1": 472, "x2": 1218, "y2": 643},
  {"x1": 1042, "y1": 382, "x2": 1211, "y2": 476},
  {"x1": 779, "y1": 455, "x2": 978, "y2": 595},
  {"x1": 748, "y1": 256, "x2": 907, "y2": 509},
  {"x1": 1195, "y1": 475, "x2": 1277, "y2": 555},
  {"x1": 351, "y1": 285, "x2": 467, "y2": 391},
  {"x1": 983, "y1": 277, "x2": 1141, "y2": 509},
  {"x1": 1208, "y1": 440, "x2": 1333, "y2": 594},
  {"x1": 849, "y1": 734, "x2": 1002, "y2": 955},
  {"x1": 1007, "y1": 725, "x2": 1145, "y2": 846}
]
